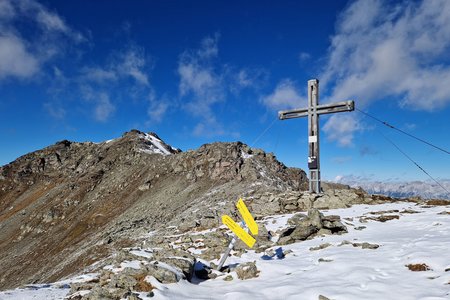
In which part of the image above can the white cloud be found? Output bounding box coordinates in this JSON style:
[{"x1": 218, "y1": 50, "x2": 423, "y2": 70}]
[
  {"x1": 178, "y1": 34, "x2": 227, "y2": 137},
  {"x1": 94, "y1": 93, "x2": 115, "y2": 122},
  {"x1": 197, "y1": 33, "x2": 219, "y2": 59},
  {"x1": 147, "y1": 92, "x2": 169, "y2": 124},
  {"x1": 178, "y1": 34, "x2": 221, "y2": 102},
  {"x1": 299, "y1": 52, "x2": 311, "y2": 61},
  {"x1": 322, "y1": 114, "x2": 363, "y2": 147},
  {"x1": 118, "y1": 48, "x2": 149, "y2": 86},
  {"x1": 178, "y1": 34, "x2": 265, "y2": 138},
  {"x1": 147, "y1": 101, "x2": 168, "y2": 123},
  {"x1": 237, "y1": 70, "x2": 253, "y2": 88},
  {"x1": 178, "y1": 62, "x2": 219, "y2": 101},
  {"x1": 81, "y1": 67, "x2": 117, "y2": 84},
  {"x1": 192, "y1": 122, "x2": 225, "y2": 138},
  {"x1": 0, "y1": 35, "x2": 39, "y2": 79},
  {"x1": 230, "y1": 68, "x2": 268, "y2": 93},
  {"x1": 0, "y1": 0, "x2": 15, "y2": 20},
  {"x1": 331, "y1": 156, "x2": 352, "y2": 164},
  {"x1": 324, "y1": 0, "x2": 450, "y2": 109},
  {"x1": 0, "y1": 0, "x2": 85, "y2": 81},
  {"x1": 261, "y1": 79, "x2": 305, "y2": 110},
  {"x1": 75, "y1": 46, "x2": 152, "y2": 122},
  {"x1": 320, "y1": 0, "x2": 450, "y2": 146},
  {"x1": 80, "y1": 47, "x2": 150, "y2": 86},
  {"x1": 44, "y1": 101, "x2": 66, "y2": 119}
]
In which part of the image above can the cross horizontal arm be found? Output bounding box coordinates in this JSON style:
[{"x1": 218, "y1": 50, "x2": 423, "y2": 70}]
[{"x1": 278, "y1": 100, "x2": 354, "y2": 120}]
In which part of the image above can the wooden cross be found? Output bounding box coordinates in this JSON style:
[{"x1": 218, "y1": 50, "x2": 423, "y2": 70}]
[{"x1": 278, "y1": 79, "x2": 354, "y2": 193}]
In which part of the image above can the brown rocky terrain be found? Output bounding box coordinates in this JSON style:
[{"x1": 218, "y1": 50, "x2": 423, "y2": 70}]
[{"x1": 0, "y1": 129, "x2": 393, "y2": 294}]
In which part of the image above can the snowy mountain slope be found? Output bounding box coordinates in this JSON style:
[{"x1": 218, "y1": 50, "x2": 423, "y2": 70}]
[
  {"x1": 1, "y1": 201, "x2": 448, "y2": 300},
  {"x1": 154, "y1": 202, "x2": 450, "y2": 300}
]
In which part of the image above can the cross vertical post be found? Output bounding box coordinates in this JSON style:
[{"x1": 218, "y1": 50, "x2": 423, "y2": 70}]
[
  {"x1": 308, "y1": 79, "x2": 320, "y2": 193},
  {"x1": 278, "y1": 79, "x2": 355, "y2": 194}
]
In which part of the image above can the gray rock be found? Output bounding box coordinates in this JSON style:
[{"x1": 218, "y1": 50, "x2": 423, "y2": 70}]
[
  {"x1": 309, "y1": 243, "x2": 332, "y2": 251},
  {"x1": 321, "y1": 215, "x2": 347, "y2": 234},
  {"x1": 159, "y1": 256, "x2": 196, "y2": 281},
  {"x1": 307, "y1": 209, "x2": 324, "y2": 229},
  {"x1": 287, "y1": 213, "x2": 307, "y2": 226},
  {"x1": 235, "y1": 262, "x2": 259, "y2": 280},
  {"x1": 109, "y1": 270, "x2": 138, "y2": 290},
  {"x1": 278, "y1": 209, "x2": 346, "y2": 245},
  {"x1": 144, "y1": 262, "x2": 180, "y2": 283}
]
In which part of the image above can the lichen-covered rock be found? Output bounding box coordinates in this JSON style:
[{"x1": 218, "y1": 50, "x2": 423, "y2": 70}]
[
  {"x1": 235, "y1": 262, "x2": 259, "y2": 280},
  {"x1": 277, "y1": 208, "x2": 347, "y2": 245}
]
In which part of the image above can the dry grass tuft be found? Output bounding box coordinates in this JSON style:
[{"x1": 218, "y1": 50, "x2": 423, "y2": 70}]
[
  {"x1": 406, "y1": 263, "x2": 431, "y2": 272},
  {"x1": 426, "y1": 199, "x2": 450, "y2": 206},
  {"x1": 133, "y1": 274, "x2": 153, "y2": 292}
]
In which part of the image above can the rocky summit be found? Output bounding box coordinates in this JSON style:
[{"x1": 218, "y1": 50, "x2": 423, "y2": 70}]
[{"x1": 0, "y1": 129, "x2": 395, "y2": 296}]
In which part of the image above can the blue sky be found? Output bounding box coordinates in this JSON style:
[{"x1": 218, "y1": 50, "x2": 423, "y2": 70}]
[{"x1": 1, "y1": 0, "x2": 449, "y2": 182}]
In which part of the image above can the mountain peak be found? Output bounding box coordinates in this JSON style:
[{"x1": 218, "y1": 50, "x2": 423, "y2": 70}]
[{"x1": 119, "y1": 129, "x2": 181, "y2": 156}]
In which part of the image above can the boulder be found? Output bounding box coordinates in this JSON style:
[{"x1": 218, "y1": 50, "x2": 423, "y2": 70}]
[
  {"x1": 235, "y1": 261, "x2": 259, "y2": 280},
  {"x1": 277, "y1": 209, "x2": 347, "y2": 245}
]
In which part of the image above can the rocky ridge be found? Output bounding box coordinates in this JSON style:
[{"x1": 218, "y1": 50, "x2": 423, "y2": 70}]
[{"x1": 0, "y1": 129, "x2": 404, "y2": 297}]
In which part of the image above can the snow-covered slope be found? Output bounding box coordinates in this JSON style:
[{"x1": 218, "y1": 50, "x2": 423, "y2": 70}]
[{"x1": 2, "y1": 201, "x2": 449, "y2": 300}]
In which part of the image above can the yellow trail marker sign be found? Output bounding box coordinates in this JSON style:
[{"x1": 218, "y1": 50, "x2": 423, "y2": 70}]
[
  {"x1": 221, "y1": 215, "x2": 256, "y2": 248},
  {"x1": 236, "y1": 198, "x2": 258, "y2": 235}
]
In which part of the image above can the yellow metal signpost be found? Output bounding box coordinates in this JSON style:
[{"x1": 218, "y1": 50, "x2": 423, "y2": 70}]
[
  {"x1": 221, "y1": 215, "x2": 256, "y2": 248},
  {"x1": 236, "y1": 198, "x2": 258, "y2": 235},
  {"x1": 217, "y1": 198, "x2": 258, "y2": 270}
]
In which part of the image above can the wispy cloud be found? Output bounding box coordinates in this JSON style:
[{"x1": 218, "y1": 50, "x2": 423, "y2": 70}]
[
  {"x1": 299, "y1": 52, "x2": 311, "y2": 62},
  {"x1": 322, "y1": 114, "x2": 364, "y2": 147},
  {"x1": 359, "y1": 145, "x2": 378, "y2": 156},
  {"x1": 146, "y1": 91, "x2": 169, "y2": 124},
  {"x1": 80, "y1": 85, "x2": 116, "y2": 122},
  {"x1": 260, "y1": 79, "x2": 305, "y2": 110},
  {"x1": 178, "y1": 33, "x2": 223, "y2": 114},
  {"x1": 94, "y1": 93, "x2": 115, "y2": 122},
  {"x1": 177, "y1": 34, "x2": 265, "y2": 137},
  {"x1": 0, "y1": 35, "x2": 39, "y2": 79},
  {"x1": 74, "y1": 45, "x2": 152, "y2": 122},
  {"x1": 117, "y1": 47, "x2": 150, "y2": 86},
  {"x1": 229, "y1": 68, "x2": 269, "y2": 94},
  {"x1": 177, "y1": 34, "x2": 232, "y2": 137},
  {"x1": 0, "y1": 0, "x2": 84, "y2": 80},
  {"x1": 331, "y1": 156, "x2": 352, "y2": 164},
  {"x1": 43, "y1": 101, "x2": 66, "y2": 119},
  {"x1": 80, "y1": 46, "x2": 150, "y2": 86}
]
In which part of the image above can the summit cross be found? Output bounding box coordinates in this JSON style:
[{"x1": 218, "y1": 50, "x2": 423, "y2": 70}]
[{"x1": 278, "y1": 79, "x2": 355, "y2": 193}]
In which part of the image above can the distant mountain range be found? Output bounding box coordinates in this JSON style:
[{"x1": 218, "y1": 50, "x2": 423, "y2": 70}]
[{"x1": 334, "y1": 176, "x2": 450, "y2": 200}]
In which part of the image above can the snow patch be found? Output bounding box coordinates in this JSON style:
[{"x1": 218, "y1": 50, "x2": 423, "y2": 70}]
[
  {"x1": 142, "y1": 133, "x2": 172, "y2": 155},
  {"x1": 241, "y1": 150, "x2": 254, "y2": 159}
]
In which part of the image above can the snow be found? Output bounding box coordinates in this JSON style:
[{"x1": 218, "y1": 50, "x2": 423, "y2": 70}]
[
  {"x1": 153, "y1": 202, "x2": 450, "y2": 300},
  {"x1": 130, "y1": 248, "x2": 154, "y2": 259},
  {"x1": 140, "y1": 133, "x2": 172, "y2": 156},
  {"x1": 241, "y1": 150, "x2": 254, "y2": 159},
  {"x1": 1, "y1": 202, "x2": 449, "y2": 300},
  {"x1": 103, "y1": 260, "x2": 143, "y2": 273},
  {"x1": 0, "y1": 273, "x2": 98, "y2": 300},
  {"x1": 0, "y1": 286, "x2": 69, "y2": 300}
]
